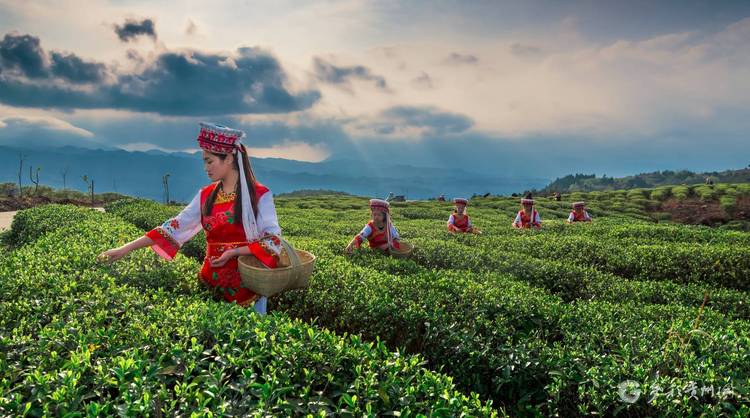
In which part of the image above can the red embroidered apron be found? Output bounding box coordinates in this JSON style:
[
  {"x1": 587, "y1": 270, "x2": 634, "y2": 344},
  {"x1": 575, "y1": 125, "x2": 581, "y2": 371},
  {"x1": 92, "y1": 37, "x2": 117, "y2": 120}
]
[
  {"x1": 365, "y1": 220, "x2": 391, "y2": 250},
  {"x1": 198, "y1": 183, "x2": 279, "y2": 306},
  {"x1": 517, "y1": 209, "x2": 540, "y2": 229},
  {"x1": 450, "y1": 214, "x2": 471, "y2": 232},
  {"x1": 570, "y1": 211, "x2": 588, "y2": 222}
]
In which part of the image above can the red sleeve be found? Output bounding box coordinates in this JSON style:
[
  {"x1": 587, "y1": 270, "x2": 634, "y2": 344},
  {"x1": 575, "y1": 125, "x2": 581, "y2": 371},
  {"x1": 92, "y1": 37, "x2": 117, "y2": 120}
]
[
  {"x1": 247, "y1": 241, "x2": 278, "y2": 268},
  {"x1": 255, "y1": 182, "x2": 270, "y2": 199},
  {"x1": 145, "y1": 227, "x2": 179, "y2": 261}
]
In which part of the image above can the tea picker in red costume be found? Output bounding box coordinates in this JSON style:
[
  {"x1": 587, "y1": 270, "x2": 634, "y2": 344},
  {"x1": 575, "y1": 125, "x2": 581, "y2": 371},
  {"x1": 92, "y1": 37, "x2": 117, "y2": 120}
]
[
  {"x1": 97, "y1": 122, "x2": 282, "y2": 314},
  {"x1": 447, "y1": 198, "x2": 479, "y2": 233},
  {"x1": 567, "y1": 201, "x2": 592, "y2": 223},
  {"x1": 345, "y1": 199, "x2": 402, "y2": 254},
  {"x1": 512, "y1": 193, "x2": 542, "y2": 229}
]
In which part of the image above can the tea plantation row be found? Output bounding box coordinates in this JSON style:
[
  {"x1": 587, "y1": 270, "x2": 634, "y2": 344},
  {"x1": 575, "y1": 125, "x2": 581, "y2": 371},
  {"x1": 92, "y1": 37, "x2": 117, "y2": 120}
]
[{"x1": 102, "y1": 197, "x2": 750, "y2": 416}]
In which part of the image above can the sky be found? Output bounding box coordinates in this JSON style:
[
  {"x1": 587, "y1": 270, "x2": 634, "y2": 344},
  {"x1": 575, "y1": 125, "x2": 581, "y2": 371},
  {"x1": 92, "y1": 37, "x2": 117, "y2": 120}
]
[{"x1": 1, "y1": 0, "x2": 749, "y2": 179}]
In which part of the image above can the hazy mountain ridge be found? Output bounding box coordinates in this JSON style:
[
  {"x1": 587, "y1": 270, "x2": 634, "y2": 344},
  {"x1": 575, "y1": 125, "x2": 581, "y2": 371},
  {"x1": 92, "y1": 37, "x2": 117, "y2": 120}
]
[{"x1": 0, "y1": 145, "x2": 547, "y2": 201}]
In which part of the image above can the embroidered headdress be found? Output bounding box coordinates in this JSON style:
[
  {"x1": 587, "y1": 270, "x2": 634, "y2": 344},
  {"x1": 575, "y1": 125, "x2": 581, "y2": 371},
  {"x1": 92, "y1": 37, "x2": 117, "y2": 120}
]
[{"x1": 197, "y1": 122, "x2": 260, "y2": 242}]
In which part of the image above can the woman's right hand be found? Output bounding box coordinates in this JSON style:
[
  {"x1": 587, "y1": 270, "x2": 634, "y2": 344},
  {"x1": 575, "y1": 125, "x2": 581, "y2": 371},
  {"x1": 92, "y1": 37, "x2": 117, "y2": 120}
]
[{"x1": 97, "y1": 247, "x2": 129, "y2": 264}]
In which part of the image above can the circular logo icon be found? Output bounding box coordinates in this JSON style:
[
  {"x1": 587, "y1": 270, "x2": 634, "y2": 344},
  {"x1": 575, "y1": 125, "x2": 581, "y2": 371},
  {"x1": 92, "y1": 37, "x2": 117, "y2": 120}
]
[{"x1": 618, "y1": 380, "x2": 641, "y2": 404}]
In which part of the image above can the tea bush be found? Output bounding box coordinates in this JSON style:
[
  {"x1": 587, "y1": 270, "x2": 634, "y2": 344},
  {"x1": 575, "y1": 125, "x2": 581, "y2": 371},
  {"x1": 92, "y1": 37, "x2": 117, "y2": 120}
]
[
  {"x1": 0, "y1": 206, "x2": 499, "y2": 416},
  {"x1": 70, "y1": 192, "x2": 750, "y2": 415}
]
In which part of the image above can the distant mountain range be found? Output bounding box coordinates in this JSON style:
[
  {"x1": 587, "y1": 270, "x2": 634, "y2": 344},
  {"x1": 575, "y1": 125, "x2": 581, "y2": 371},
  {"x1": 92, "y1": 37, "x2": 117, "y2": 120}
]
[
  {"x1": 540, "y1": 167, "x2": 750, "y2": 193},
  {"x1": 0, "y1": 145, "x2": 548, "y2": 202}
]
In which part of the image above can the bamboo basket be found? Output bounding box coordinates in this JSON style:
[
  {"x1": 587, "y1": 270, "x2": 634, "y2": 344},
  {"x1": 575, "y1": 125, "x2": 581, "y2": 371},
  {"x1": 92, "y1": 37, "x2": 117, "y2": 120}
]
[
  {"x1": 238, "y1": 237, "x2": 316, "y2": 297},
  {"x1": 388, "y1": 241, "x2": 414, "y2": 258}
]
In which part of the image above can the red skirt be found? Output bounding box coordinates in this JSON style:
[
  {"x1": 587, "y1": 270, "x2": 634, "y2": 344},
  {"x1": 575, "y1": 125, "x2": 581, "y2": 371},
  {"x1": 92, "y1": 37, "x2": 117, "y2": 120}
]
[{"x1": 200, "y1": 241, "x2": 279, "y2": 306}]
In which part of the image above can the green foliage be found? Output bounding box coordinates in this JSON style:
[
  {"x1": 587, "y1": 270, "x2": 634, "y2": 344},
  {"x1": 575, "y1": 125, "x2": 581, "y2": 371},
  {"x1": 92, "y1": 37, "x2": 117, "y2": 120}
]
[
  {"x1": 694, "y1": 185, "x2": 718, "y2": 201},
  {"x1": 0, "y1": 182, "x2": 128, "y2": 202},
  {"x1": 0, "y1": 205, "x2": 498, "y2": 416},
  {"x1": 720, "y1": 196, "x2": 739, "y2": 213},
  {"x1": 104, "y1": 197, "x2": 206, "y2": 260},
  {"x1": 672, "y1": 185, "x2": 691, "y2": 200},
  {"x1": 5, "y1": 204, "x2": 109, "y2": 248},
  {"x1": 102, "y1": 194, "x2": 750, "y2": 416},
  {"x1": 541, "y1": 168, "x2": 750, "y2": 193},
  {"x1": 649, "y1": 186, "x2": 672, "y2": 201}
]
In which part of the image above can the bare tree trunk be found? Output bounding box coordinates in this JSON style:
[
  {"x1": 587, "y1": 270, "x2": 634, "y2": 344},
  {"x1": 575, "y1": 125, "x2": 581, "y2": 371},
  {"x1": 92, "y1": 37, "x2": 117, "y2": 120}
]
[
  {"x1": 61, "y1": 167, "x2": 69, "y2": 190},
  {"x1": 29, "y1": 166, "x2": 40, "y2": 195},
  {"x1": 82, "y1": 175, "x2": 95, "y2": 207},
  {"x1": 163, "y1": 174, "x2": 170, "y2": 204},
  {"x1": 18, "y1": 153, "x2": 25, "y2": 198}
]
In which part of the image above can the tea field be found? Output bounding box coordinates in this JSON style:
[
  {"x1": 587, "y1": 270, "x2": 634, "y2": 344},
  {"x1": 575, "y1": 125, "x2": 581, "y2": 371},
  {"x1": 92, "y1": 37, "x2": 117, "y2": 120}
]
[{"x1": 1, "y1": 187, "x2": 749, "y2": 416}]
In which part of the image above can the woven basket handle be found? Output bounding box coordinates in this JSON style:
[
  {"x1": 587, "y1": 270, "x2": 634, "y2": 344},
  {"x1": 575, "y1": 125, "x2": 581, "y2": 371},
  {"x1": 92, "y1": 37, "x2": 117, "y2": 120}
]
[{"x1": 277, "y1": 236, "x2": 301, "y2": 268}]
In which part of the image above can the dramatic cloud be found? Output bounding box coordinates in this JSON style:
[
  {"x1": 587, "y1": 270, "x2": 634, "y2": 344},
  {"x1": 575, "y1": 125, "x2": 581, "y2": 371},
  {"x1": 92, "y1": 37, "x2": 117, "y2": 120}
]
[
  {"x1": 108, "y1": 48, "x2": 320, "y2": 115},
  {"x1": 56, "y1": 111, "x2": 750, "y2": 179},
  {"x1": 0, "y1": 33, "x2": 47, "y2": 78},
  {"x1": 0, "y1": 33, "x2": 320, "y2": 115},
  {"x1": 349, "y1": 106, "x2": 474, "y2": 138},
  {"x1": 1, "y1": 115, "x2": 93, "y2": 136},
  {"x1": 114, "y1": 18, "x2": 157, "y2": 42},
  {"x1": 0, "y1": 115, "x2": 99, "y2": 148},
  {"x1": 0, "y1": 33, "x2": 107, "y2": 84},
  {"x1": 49, "y1": 51, "x2": 106, "y2": 83},
  {"x1": 312, "y1": 57, "x2": 389, "y2": 92},
  {"x1": 1, "y1": 1, "x2": 749, "y2": 180},
  {"x1": 444, "y1": 52, "x2": 479, "y2": 65}
]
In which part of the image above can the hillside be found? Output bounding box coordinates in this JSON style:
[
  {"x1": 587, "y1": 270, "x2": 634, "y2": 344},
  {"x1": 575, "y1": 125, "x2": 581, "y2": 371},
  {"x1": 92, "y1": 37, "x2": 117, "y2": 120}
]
[
  {"x1": 2, "y1": 192, "x2": 748, "y2": 415},
  {"x1": 553, "y1": 182, "x2": 750, "y2": 230},
  {"x1": 0, "y1": 145, "x2": 547, "y2": 201},
  {"x1": 541, "y1": 167, "x2": 750, "y2": 193},
  {"x1": 0, "y1": 183, "x2": 127, "y2": 211}
]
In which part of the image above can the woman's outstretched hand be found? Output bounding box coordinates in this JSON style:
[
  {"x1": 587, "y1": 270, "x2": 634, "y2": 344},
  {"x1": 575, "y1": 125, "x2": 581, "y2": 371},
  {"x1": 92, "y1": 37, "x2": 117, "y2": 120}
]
[
  {"x1": 97, "y1": 247, "x2": 128, "y2": 264},
  {"x1": 97, "y1": 236, "x2": 153, "y2": 264},
  {"x1": 210, "y1": 249, "x2": 237, "y2": 267}
]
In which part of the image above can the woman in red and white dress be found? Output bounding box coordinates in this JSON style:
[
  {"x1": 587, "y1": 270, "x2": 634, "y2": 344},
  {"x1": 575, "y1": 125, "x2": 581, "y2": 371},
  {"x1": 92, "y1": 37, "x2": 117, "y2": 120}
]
[
  {"x1": 567, "y1": 201, "x2": 592, "y2": 223},
  {"x1": 512, "y1": 193, "x2": 542, "y2": 230},
  {"x1": 97, "y1": 122, "x2": 282, "y2": 314},
  {"x1": 345, "y1": 199, "x2": 402, "y2": 254},
  {"x1": 447, "y1": 198, "x2": 479, "y2": 233}
]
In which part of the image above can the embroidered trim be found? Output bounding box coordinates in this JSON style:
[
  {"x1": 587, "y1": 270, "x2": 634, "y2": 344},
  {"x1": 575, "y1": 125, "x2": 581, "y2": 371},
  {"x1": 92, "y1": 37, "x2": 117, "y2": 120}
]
[
  {"x1": 154, "y1": 226, "x2": 180, "y2": 250},
  {"x1": 207, "y1": 241, "x2": 252, "y2": 246},
  {"x1": 215, "y1": 189, "x2": 236, "y2": 205},
  {"x1": 259, "y1": 238, "x2": 282, "y2": 256},
  {"x1": 206, "y1": 241, "x2": 249, "y2": 256},
  {"x1": 249, "y1": 241, "x2": 279, "y2": 268},
  {"x1": 236, "y1": 293, "x2": 260, "y2": 307},
  {"x1": 197, "y1": 122, "x2": 244, "y2": 154}
]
